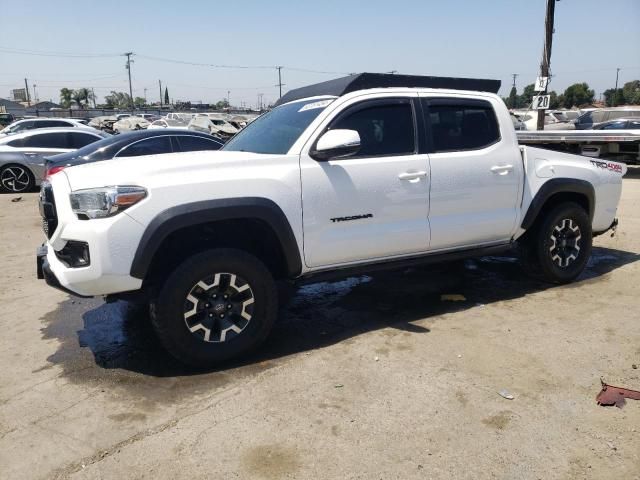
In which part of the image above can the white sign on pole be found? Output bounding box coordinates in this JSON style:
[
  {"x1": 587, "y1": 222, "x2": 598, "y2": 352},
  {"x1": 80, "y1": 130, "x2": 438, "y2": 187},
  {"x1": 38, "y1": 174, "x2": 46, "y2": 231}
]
[
  {"x1": 532, "y1": 95, "x2": 551, "y2": 110},
  {"x1": 534, "y1": 76, "x2": 549, "y2": 92}
]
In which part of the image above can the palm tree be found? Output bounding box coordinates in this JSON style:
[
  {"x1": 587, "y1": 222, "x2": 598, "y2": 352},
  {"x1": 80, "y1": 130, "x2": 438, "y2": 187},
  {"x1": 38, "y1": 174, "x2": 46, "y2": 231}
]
[
  {"x1": 72, "y1": 88, "x2": 90, "y2": 109},
  {"x1": 59, "y1": 88, "x2": 73, "y2": 108}
]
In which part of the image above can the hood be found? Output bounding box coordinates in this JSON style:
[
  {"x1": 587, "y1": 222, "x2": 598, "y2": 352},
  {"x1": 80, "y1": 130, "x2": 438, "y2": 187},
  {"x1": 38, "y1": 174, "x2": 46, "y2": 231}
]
[{"x1": 61, "y1": 150, "x2": 283, "y2": 191}]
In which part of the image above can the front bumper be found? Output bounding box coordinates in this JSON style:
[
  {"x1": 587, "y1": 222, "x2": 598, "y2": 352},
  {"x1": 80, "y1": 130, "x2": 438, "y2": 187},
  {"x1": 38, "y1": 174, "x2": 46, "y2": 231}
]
[
  {"x1": 37, "y1": 245, "x2": 92, "y2": 298},
  {"x1": 36, "y1": 172, "x2": 145, "y2": 297}
]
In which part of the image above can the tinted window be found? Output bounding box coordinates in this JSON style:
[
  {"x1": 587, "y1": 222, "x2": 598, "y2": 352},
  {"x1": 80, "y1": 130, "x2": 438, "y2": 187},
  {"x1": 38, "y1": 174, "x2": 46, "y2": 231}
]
[
  {"x1": 116, "y1": 136, "x2": 173, "y2": 157},
  {"x1": 69, "y1": 132, "x2": 99, "y2": 148},
  {"x1": 10, "y1": 121, "x2": 34, "y2": 132},
  {"x1": 629, "y1": 121, "x2": 640, "y2": 129},
  {"x1": 224, "y1": 98, "x2": 332, "y2": 154},
  {"x1": 601, "y1": 121, "x2": 627, "y2": 130},
  {"x1": 39, "y1": 120, "x2": 72, "y2": 128},
  {"x1": 328, "y1": 101, "x2": 415, "y2": 157},
  {"x1": 176, "y1": 135, "x2": 222, "y2": 152},
  {"x1": 424, "y1": 101, "x2": 500, "y2": 152},
  {"x1": 23, "y1": 132, "x2": 69, "y2": 149},
  {"x1": 576, "y1": 112, "x2": 592, "y2": 124}
]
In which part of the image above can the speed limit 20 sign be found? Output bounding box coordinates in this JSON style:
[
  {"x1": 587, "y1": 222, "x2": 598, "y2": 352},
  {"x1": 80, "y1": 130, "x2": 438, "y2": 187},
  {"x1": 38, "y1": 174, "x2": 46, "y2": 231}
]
[{"x1": 532, "y1": 95, "x2": 550, "y2": 110}]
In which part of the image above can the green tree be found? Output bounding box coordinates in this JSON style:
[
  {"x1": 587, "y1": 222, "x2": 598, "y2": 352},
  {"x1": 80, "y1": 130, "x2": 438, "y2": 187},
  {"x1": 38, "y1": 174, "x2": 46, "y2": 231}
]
[
  {"x1": 216, "y1": 99, "x2": 229, "y2": 109},
  {"x1": 622, "y1": 80, "x2": 640, "y2": 104},
  {"x1": 505, "y1": 86, "x2": 518, "y2": 109},
  {"x1": 603, "y1": 88, "x2": 616, "y2": 107},
  {"x1": 164, "y1": 87, "x2": 169, "y2": 106},
  {"x1": 518, "y1": 83, "x2": 536, "y2": 107},
  {"x1": 72, "y1": 88, "x2": 92, "y2": 109},
  {"x1": 59, "y1": 88, "x2": 73, "y2": 108},
  {"x1": 134, "y1": 96, "x2": 146, "y2": 108},
  {"x1": 104, "y1": 91, "x2": 132, "y2": 109},
  {"x1": 548, "y1": 90, "x2": 559, "y2": 109},
  {"x1": 562, "y1": 83, "x2": 595, "y2": 108}
]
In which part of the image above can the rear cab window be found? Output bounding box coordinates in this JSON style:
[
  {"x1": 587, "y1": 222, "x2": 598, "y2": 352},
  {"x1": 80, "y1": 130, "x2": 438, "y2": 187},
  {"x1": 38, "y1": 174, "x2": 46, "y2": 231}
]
[{"x1": 421, "y1": 98, "x2": 500, "y2": 152}]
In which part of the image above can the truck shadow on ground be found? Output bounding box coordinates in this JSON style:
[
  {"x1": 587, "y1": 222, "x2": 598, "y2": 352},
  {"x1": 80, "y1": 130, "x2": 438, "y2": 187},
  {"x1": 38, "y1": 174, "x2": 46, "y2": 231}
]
[{"x1": 41, "y1": 246, "x2": 639, "y2": 401}]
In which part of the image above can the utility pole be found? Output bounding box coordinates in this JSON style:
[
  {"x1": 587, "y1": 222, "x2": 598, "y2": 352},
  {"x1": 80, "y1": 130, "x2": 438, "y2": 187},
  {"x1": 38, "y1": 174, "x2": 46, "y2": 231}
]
[
  {"x1": 258, "y1": 93, "x2": 263, "y2": 111},
  {"x1": 511, "y1": 73, "x2": 518, "y2": 89},
  {"x1": 227, "y1": 90, "x2": 230, "y2": 109},
  {"x1": 536, "y1": 0, "x2": 556, "y2": 131},
  {"x1": 91, "y1": 88, "x2": 96, "y2": 108},
  {"x1": 144, "y1": 88, "x2": 148, "y2": 105},
  {"x1": 276, "y1": 66, "x2": 284, "y2": 99},
  {"x1": 33, "y1": 84, "x2": 38, "y2": 104},
  {"x1": 124, "y1": 52, "x2": 134, "y2": 111},
  {"x1": 613, "y1": 67, "x2": 621, "y2": 106},
  {"x1": 24, "y1": 78, "x2": 31, "y2": 106},
  {"x1": 159, "y1": 80, "x2": 163, "y2": 107}
]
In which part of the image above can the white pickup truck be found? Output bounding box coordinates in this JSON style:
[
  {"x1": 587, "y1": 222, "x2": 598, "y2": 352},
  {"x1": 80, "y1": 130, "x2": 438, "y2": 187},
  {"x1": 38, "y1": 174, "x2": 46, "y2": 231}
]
[{"x1": 37, "y1": 73, "x2": 626, "y2": 366}]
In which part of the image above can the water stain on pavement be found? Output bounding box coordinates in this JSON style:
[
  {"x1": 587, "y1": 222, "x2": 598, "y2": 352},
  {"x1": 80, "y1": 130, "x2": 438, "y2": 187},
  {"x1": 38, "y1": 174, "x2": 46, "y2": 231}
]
[{"x1": 39, "y1": 247, "x2": 639, "y2": 404}]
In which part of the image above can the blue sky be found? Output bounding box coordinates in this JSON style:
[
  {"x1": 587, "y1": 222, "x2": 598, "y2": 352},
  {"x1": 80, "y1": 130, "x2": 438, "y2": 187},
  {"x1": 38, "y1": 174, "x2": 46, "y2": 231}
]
[{"x1": 1, "y1": 0, "x2": 638, "y2": 107}]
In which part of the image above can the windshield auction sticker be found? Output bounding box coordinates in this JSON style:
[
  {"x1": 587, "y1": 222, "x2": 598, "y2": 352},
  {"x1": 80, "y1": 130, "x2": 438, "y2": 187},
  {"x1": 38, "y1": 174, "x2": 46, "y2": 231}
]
[{"x1": 298, "y1": 99, "x2": 334, "y2": 112}]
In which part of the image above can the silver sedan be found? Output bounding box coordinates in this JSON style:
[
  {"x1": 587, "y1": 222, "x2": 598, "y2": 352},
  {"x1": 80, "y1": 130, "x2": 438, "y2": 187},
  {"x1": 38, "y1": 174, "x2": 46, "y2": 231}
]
[{"x1": 0, "y1": 127, "x2": 108, "y2": 193}]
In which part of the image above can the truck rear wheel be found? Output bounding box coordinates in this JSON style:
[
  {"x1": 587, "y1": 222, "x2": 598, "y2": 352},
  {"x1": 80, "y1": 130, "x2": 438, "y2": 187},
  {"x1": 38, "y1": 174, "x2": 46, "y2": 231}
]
[
  {"x1": 520, "y1": 202, "x2": 592, "y2": 284},
  {"x1": 150, "y1": 248, "x2": 278, "y2": 367}
]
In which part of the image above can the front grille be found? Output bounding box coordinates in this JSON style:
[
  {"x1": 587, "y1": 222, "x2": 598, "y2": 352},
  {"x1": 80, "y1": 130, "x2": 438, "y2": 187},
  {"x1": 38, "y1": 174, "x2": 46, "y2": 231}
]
[{"x1": 39, "y1": 182, "x2": 58, "y2": 239}]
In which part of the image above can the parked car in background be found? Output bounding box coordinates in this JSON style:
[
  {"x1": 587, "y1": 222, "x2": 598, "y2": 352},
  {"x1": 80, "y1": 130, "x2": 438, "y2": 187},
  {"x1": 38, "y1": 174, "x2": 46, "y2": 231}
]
[
  {"x1": 133, "y1": 113, "x2": 161, "y2": 122},
  {"x1": 512, "y1": 111, "x2": 570, "y2": 130},
  {"x1": 115, "y1": 114, "x2": 131, "y2": 121},
  {"x1": 188, "y1": 115, "x2": 238, "y2": 138},
  {"x1": 166, "y1": 112, "x2": 194, "y2": 123},
  {"x1": 0, "y1": 117, "x2": 90, "y2": 137},
  {"x1": 148, "y1": 118, "x2": 189, "y2": 130},
  {"x1": 592, "y1": 118, "x2": 640, "y2": 130},
  {"x1": 0, "y1": 113, "x2": 15, "y2": 127},
  {"x1": 113, "y1": 116, "x2": 151, "y2": 133},
  {"x1": 574, "y1": 107, "x2": 640, "y2": 129},
  {"x1": 45, "y1": 129, "x2": 224, "y2": 175},
  {"x1": 510, "y1": 112, "x2": 526, "y2": 130},
  {"x1": 88, "y1": 115, "x2": 118, "y2": 133},
  {"x1": 0, "y1": 127, "x2": 108, "y2": 192}
]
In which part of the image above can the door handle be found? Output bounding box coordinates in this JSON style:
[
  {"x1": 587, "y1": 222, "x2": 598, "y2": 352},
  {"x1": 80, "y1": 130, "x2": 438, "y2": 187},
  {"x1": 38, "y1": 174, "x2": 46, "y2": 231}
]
[
  {"x1": 398, "y1": 171, "x2": 427, "y2": 183},
  {"x1": 490, "y1": 164, "x2": 513, "y2": 175}
]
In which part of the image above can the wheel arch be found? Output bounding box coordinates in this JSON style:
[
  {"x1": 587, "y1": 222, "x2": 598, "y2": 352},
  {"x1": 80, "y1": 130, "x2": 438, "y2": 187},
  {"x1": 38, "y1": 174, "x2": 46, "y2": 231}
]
[
  {"x1": 130, "y1": 197, "x2": 302, "y2": 281},
  {"x1": 521, "y1": 178, "x2": 595, "y2": 231}
]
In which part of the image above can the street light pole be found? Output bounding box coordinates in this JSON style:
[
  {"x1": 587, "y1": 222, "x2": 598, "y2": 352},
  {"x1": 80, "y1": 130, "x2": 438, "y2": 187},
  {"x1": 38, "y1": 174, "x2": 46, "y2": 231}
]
[{"x1": 613, "y1": 67, "x2": 621, "y2": 106}]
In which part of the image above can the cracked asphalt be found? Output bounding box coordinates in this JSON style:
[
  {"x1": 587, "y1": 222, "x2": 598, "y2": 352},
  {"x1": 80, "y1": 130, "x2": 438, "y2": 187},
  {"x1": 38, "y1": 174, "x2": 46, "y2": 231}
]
[{"x1": 1, "y1": 170, "x2": 639, "y2": 479}]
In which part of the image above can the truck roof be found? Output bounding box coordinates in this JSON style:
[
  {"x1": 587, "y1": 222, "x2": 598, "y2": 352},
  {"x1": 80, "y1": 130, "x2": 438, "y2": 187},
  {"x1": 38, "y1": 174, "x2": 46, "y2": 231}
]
[{"x1": 274, "y1": 73, "x2": 501, "y2": 107}]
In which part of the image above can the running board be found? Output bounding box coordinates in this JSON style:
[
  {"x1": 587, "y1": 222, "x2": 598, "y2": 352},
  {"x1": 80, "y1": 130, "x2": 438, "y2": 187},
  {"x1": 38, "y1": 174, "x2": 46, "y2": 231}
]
[{"x1": 296, "y1": 243, "x2": 514, "y2": 285}]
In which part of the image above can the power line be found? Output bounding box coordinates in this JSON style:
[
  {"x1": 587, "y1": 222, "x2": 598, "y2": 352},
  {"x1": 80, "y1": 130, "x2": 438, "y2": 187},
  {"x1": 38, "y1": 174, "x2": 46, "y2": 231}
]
[{"x1": 0, "y1": 46, "x2": 120, "y2": 58}]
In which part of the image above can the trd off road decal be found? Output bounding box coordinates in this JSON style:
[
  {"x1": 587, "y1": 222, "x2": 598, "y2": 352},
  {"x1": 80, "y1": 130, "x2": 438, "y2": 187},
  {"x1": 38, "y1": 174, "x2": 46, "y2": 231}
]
[
  {"x1": 590, "y1": 160, "x2": 623, "y2": 174},
  {"x1": 330, "y1": 213, "x2": 373, "y2": 223}
]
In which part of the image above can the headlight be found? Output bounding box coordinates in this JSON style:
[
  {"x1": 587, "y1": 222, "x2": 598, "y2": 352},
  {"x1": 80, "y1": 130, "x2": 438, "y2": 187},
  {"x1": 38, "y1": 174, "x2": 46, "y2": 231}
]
[{"x1": 70, "y1": 186, "x2": 147, "y2": 219}]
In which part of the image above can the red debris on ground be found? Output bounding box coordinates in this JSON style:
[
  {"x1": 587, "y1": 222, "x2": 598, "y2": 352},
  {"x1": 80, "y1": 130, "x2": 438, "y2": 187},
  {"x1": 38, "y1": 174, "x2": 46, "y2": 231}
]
[{"x1": 596, "y1": 379, "x2": 640, "y2": 408}]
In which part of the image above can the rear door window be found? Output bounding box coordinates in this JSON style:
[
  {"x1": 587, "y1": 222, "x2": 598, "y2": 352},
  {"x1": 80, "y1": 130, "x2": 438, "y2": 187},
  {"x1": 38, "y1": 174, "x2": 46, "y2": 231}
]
[
  {"x1": 116, "y1": 136, "x2": 173, "y2": 157},
  {"x1": 23, "y1": 132, "x2": 69, "y2": 149},
  {"x1": 68, "y1": 132, "x2": 100, "y2": 148},
  {"x1": 175, "y1": 135, "x2": 223, "y2": 152},
  {"x1": 422, "y1": 100, "x2": 500, "y2": 152}
]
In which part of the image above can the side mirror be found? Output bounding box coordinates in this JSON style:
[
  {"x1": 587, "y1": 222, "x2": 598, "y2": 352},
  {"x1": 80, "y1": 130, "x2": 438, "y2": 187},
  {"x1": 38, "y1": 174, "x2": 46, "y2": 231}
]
[{"x1": 311, "y1": 129, "x2": 360, "y2": 161}]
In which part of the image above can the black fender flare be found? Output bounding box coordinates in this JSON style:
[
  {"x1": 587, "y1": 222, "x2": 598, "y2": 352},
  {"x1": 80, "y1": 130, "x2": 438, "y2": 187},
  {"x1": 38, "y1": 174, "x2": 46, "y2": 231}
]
[
  {"x1": 520, "y1": 178, "x2": 595, "y2": 230},
  {"x1": 130, "y1": 197, "x2": 302, "y2": 279}
]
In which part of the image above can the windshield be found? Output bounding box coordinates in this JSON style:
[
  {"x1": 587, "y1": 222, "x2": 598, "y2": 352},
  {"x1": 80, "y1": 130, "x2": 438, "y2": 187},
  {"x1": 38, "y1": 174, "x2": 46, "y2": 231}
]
[{"x1": 223, "y1": 98, "x2": 334, "y2": 154}]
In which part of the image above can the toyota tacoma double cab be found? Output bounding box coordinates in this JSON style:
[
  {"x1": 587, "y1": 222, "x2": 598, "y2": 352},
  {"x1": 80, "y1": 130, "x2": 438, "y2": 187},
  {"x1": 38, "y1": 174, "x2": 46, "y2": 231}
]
[{"x1": 37, "y1": 73, "x2": 626, "y2": 367}]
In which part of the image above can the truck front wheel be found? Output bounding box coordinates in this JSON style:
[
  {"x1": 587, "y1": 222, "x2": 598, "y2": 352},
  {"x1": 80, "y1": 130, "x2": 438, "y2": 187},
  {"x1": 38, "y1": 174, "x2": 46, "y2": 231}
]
[
  {"x1": 150, "y1": 248, "x2": 278, "y2": 367},
  {"x1": 520, "y1": 202, "x2": 592, "y2": 284}
]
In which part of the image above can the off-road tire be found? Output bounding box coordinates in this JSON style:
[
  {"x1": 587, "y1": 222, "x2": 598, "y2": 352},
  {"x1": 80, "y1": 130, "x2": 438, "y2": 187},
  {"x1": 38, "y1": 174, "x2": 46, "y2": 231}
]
[
  {"x1": 519, "y1": 202, "x2": 592, "y2": 284},
  {"x1": 150, "y1": 248, "x2": 278, "y2": 367}
]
